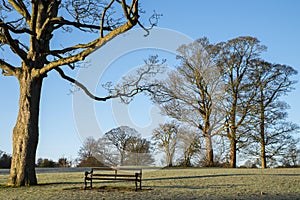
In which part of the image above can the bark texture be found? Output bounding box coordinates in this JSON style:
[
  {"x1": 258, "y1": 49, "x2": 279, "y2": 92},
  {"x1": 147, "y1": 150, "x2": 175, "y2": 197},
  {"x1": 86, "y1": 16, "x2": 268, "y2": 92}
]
[
  {"x1": 229, "y1": 138, "x2": 237, "y2": 168},
  {"x1": 259, "y1": 94, "x2": 267, "y2": 169},
  {"x1": 9, "y1": 72, "x2": 44, "y2": 186},
  {"x1": 165, "y1": 145, "x2": 173, "y2": 167},
  {"x1": 204, "y1": 135, "x2": 214, "y2": 167}
]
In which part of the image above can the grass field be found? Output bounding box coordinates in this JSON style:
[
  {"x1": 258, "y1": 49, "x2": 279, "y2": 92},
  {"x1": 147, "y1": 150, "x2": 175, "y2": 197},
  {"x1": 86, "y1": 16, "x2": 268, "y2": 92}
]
[{"x1": 0, "y1": 168, "x2": 299, "y2": 200}]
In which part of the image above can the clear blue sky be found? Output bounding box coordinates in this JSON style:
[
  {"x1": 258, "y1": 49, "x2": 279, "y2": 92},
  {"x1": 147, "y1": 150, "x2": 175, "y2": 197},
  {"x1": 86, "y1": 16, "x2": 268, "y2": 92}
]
[{"x1": 0, "y1": 0, "x2": 299, "y2": 163}]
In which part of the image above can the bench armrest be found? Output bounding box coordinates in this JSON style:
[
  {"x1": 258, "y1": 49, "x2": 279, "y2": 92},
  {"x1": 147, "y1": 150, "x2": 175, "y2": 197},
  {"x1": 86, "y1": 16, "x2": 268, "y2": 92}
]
[{"x1": 85, "y1": 170, "x2": 93, "y2": 177}]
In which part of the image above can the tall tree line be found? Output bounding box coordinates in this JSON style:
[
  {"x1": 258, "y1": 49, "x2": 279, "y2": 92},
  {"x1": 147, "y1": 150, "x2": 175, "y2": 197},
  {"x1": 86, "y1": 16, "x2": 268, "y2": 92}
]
[{"x1": 149, "y1": 36, "x2": 298, "y2": 168}]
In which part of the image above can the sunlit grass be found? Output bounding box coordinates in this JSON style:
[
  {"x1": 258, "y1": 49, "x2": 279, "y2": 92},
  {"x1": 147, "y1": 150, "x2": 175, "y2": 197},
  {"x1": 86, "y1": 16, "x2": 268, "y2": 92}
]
[{"x1": 0, "y1": 168, "x2": 299, "y2": 199}]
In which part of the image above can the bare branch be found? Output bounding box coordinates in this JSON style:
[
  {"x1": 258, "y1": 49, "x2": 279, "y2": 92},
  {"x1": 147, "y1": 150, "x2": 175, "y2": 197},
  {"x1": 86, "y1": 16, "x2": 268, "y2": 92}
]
[
  {"x1": 8, "y1": 0, "x2": 31, "y2": 23},
  {"x1": 0, "y1": 19, "x2": 27, "y2": 61},
  {"x1": 0, "y1": 59, "x2": 18, "y2": 76},
  {"x1": 29, "y1": 0, "x2": 38, "y2": 52},
  {"x1": 113, "y1": 55, "x2": 166, "y2": 103},
  {"x1": 137, "y1": 11, "x2": 162, "y2": 36},
  {"x1": 40, "y1": 17, "x2": 138, "y2": 74},
  {"x1": 47, "y1": 17, "x2": 112, "y2": 32},
  {"x1": 121, "y1": 0, "x2": 131, "y2": 21},
  {"x1": 117, "y1": 0, "x2": 161, "y2": 37},
  {"x1": 0, "y1": 18, "x2": 33, "y2": 35},
  {"x1": 1, "y1": 0, "x2": 12, "y2": 10},
  {"x1": 49, "y1": 41, "x2": 97, "y2": 56},
  {"x1": 100, "y1": 0, "x2": 115, "y2": 38},
  {"x1": 55, "y1": 56, "x2": 164, "y2": 103},
  {"x1": 40, "y1": 38, "x2": 99, "y2": 74},
  {"x1": 55, "y1": 67, "x2": 113, "y2": 101}
]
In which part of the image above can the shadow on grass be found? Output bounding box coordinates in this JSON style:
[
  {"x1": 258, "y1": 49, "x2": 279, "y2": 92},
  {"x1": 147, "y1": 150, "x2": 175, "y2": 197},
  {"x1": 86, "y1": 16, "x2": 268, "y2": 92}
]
[
  {"x1": 37, "y1": 181, "x2": 83, "y2": 186},
  {"x1": 0, "y1": 181, "x2": 84, "y2": 189},
  {"x1": 63, "y1": 185, "x2": 153, "y2": 192},
  {"x1": 142, "y1": 173, "x2": 300, "y2": 190},
  {"x1": 143, "y1": 173, "x2": 300, "y2": 182},
  {"x1": 0, "y1": 184, "x2": 10, "y2": 188},
  {"x1": 146, "y1": 183, "x2": 250, "y2": 190}
]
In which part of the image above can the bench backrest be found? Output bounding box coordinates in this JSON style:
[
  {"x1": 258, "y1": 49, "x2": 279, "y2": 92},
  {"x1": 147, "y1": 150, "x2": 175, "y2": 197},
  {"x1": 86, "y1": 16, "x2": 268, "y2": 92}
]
[{"x1": 90, "y1": 167, "x2": 142, "y2": 176}]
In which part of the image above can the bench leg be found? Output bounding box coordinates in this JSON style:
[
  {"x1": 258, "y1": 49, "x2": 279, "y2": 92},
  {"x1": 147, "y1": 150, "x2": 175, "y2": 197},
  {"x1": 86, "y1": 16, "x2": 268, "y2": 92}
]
[
  {"x1": 84, "y1": 179, "x2": 92, "y2": 190},
  {"x1": 140, "y1": 180, "x2": 142, "y2": 190},
  {"x1": 135, "y1": 173, "x2": 138, "y2": 191}
]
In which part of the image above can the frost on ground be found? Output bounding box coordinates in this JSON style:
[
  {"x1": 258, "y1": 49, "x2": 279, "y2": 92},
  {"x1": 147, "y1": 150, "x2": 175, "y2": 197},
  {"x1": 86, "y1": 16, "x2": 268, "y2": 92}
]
[{"x1": 0, "y1": 168, "x2": 299, "y2": 200}]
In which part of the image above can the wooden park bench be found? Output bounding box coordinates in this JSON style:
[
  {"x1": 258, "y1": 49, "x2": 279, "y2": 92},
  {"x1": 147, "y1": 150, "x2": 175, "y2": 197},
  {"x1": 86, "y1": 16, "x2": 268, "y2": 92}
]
[{"x1": 84, "y1": 167, "x2": 142, "y2": 191}]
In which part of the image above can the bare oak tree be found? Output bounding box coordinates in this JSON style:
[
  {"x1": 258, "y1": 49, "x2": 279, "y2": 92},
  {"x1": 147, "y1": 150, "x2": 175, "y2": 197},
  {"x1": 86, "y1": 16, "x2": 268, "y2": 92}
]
[
  {"x1": 215, "y1": 36, "x2": 266, "y2": 168},
  {"x1": 177, "y1": 127, "x2": 201, "y2": 167},
  {"x1": 124, "y1": 136, "x2": 155, "y2": 166},
  {"x1": 247, "y1": 60, "x2": 298, "y2": 168},
  {"x1": 152, "y1": 122, "x2": 179, "y2": 167},
  {"x1": 104, "y1": 126, "x2": 139, "y2": 166},
  {"x1": 0, "y1": 0, "x2": 158, "y2": 186},
  {"x1": 152, "y1": 38, "x2": 224, "y2": 166},
  {"x1": 78, "y1": 136, "x2": 99, "y2": 160}
]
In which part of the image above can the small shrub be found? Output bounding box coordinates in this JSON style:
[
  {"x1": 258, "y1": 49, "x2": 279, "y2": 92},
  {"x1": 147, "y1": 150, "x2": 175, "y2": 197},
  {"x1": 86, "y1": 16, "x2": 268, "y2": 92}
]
[{"x1": 77, "y1": 156, "x2": 106, "y2": 167}]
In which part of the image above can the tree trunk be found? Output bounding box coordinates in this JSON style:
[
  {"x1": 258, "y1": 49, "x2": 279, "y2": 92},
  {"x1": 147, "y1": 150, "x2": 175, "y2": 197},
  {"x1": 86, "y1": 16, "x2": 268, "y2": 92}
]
[
  {"x1": 204, "y1": 135, "x2": 214, "y2": 167},
  {"x1": 166, "y1": 148, "x2": 173, "y2": 167},
  {"x1": 183, "y1": 149, "x2": 192, "y2": 167},
  {"x1": 260, "y1": 115, "x2": 267, "y2": 168},
  {"x1": 120, "y1": 151, "x2": 125, "y2": 166},
  {"x1": 260, "y1": 142, "x2": 266, "y2": 168},
  {"x1": 8, "y1": 73, "x2": 44, "y2": 186},
  {"x1": 183, "y1": 153, "x2": 191, "y2": 167},
  {"x1": 259, "y1": 94, "x2": 267, "y2": 169},
  {"x1": 229, "y1": 139, "x2": 237, "y2": 168}
]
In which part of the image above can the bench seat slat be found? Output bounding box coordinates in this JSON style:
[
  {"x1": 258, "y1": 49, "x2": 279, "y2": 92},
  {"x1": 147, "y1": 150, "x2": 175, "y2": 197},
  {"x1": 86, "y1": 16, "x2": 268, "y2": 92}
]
[
  {"x1": 86, "y1": 177, "x2": 141, "y2": 181},
  {"x1": 91, "y1": 174, "x2": 140, "y2": 177}
]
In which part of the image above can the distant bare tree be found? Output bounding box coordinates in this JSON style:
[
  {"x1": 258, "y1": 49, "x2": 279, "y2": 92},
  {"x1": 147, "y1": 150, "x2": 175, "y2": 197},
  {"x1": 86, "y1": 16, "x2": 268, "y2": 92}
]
[
  {"x1": 104, "y1": 126, "x2": 139, "y2": 166},
  {"x1": 124, "y1": 137, "x2": 155, "y2": 166},
  {"x1": 177, "y1": 127, "x2": 202, "y2": 167},
  {"x1": 280, "y1": 138, "x2": 300, "y2": 167},
  {"x1": 152, "y1": 122, "x2": 179, "y2": 167},
  {"x1": 96, "y1": 137, "x2": 119, "y2": 166},
  {"x1": 78, "y1": 136, "x2": 99, "y2": 160}
]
